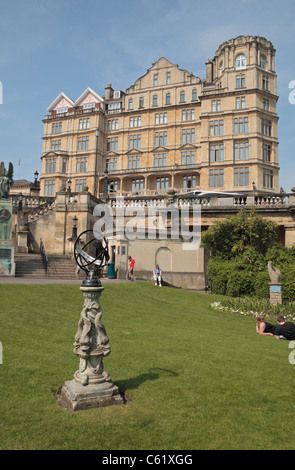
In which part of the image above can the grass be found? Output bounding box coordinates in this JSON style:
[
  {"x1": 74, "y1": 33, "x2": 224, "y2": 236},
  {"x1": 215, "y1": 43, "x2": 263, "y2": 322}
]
[{"x1": 0, "y1": 281, "x2": 295, "y2": 450}]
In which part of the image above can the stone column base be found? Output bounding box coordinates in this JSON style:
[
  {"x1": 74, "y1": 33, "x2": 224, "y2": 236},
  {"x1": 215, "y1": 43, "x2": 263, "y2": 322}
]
[
  {"x1": 269, "y1": 283, "x2": 282, "y2": 306},
  {"x1": 58, "y1": 373, "x2": 125, "y2": 411}
]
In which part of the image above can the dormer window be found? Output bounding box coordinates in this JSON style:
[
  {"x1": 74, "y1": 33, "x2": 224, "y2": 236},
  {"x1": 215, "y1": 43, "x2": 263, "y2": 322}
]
[
  {"x1": 57, "y1": 107, "x2": 68, "y2": 114},
  {"x1": 235, "y1": 54, "x2": 246, "y2": 70},
  {"x1": 83, "y1": 103, "x2": 95, "y2": 110}
]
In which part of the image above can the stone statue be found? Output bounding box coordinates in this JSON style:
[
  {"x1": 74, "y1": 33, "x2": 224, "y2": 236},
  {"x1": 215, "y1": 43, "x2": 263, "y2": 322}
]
[
  {"x1": 73, "y1": 289, "x2": 111, "y2": 386},
  {"x1": 0, "y1": 162, "x2": 14, "y2": 199},
  {"x1": 268, "y1": 260, "x2": 281, "y2": 284}
]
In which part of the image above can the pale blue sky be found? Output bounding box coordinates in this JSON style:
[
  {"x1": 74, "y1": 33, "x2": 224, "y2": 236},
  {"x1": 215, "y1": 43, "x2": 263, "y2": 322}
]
[{"x1": 0, "y1": 0, "x2": 295, "y2": 191}]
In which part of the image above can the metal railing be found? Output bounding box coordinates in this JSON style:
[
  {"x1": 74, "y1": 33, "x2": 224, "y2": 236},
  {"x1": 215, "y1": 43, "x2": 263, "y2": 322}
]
[{"x1": 40, "y1": 238, "x2": 48, "y2": 274}]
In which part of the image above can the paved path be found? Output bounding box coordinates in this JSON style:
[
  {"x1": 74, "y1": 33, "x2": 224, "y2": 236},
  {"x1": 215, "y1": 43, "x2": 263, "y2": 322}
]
[{"x1": 0, "y1": 277, "x2": 134, "y2": 285}]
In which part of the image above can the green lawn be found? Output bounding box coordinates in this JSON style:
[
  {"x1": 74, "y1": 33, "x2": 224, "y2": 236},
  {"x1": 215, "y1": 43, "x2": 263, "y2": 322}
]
[{"x1": 0, "y1": 281, "x2": 295, "y2": 450}]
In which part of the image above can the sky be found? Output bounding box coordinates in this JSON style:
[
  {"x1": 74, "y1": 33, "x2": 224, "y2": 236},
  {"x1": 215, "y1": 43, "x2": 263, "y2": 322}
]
[{"x1": 0, "y1": 0, "x2": 295, "y2": 191}]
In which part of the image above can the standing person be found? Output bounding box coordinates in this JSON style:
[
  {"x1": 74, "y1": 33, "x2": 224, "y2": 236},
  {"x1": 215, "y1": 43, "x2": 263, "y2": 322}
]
[
  {"x1": 256, "y1": 314, "x2": 276, "y2": 336},
  {"x1": 275, "y1": 315, "x2": 295, "y2": 340},
  {"x1": 153, "y1": 264, "x2": 162, "y2": 287},
  {"x1": 128, "y1": 256, "x2": 135, "y2": 282}
]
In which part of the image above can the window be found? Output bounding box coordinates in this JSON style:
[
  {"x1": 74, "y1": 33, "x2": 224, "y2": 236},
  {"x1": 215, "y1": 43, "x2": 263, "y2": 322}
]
[
  {"x1": 107, "y1": 136, "x2": 118, "y2": 151},
  {"x1": 236, "y1": 74, "x2": 245, "y2": 89},
  {"x1": 153, "y1": 94, "x2": 158, "y2": 106},
  {"x1": 261, "y1": 119, "x2": 271, "y2": 136},
  {"x1": 155, "y1": 131, "x2": 167, "y2": 147},
  {"x1": 52, "y1": 122, "x2": 62, "y2": 134},
  {"x1": 236, "y1": 97, "x2": 246, "y2": 109},
  {"x1": 183, "y1": 175, "x2": 197, "y2": 190},
  {"x1": 128, "y1": 98, "x2": 133, "y2": 110},
  {"x1": 62, "y1": 158, "x2": 67, "y2": 173},
  {"x1": 263, "y1": 168, "x2": 274, "y2": 188},
  {"x1": 166, "y1": 93, "x2": 171, "y2": 105},
  {"x1": 210, "y1": 144, "x2": 224, "y2": 162},
  {"x1": 128, "y1": 155, "x2": 140, "y2": 170},
  {"x1": 83, "y1": 103, "x2": 95, "y2": 110},
  {"x1": 129, "y1": 134, "x2": 141, "y2": 149},
  {"x1": 182, "y1": 128, "x2": 195, "y2": 144},
  {"x1": 156, "y1": 177, "x2": 169, "y2": 191},
  {"x1": 234, "y1": 142, "x2": 249, "y2": 160},
  {"x1": 192, "y1": 89, "x2": 197, "y2": 101},
  {"x1": 57, "y1": 107, "x2": 68, "y2": 114},
  {"x1": 78, "y1": 136, "x2": 89, "y2": 150},
  {"x1": 262, "y1": 75, "x2": 269, "y2": 90},
  {"x1": 107, "y1": 119, "x2": 119, "y2": 130},
  {"x1": 45, "y1": 158, "x2": 56, "y2": 174},
  {"x1": 210, "y1": 120, "x2": 223, "y2": 136},
  {"x1": 79, "y1": 118, "x2": 90, "y2": 130},
  {"x1": 155, "y1": 113, "x2": 167, "y2": 125},
  {"x1": 75, "y1": 179, "x2": 87, "y2": 192},
  {"x1": 263, "y1": 143, "x2": 271, "y2": 162},
  {"x1": 166, "y1": 72, "x2": 171, "y2": 85},
  {"x1": 181, "y1": 151, "x2": 194, "y2": 165},
  {"x1": 139, "y1": 97, "x2": 144, "y2": 108},
  {"x1": 154, "y1": 153, "x2": 167, "y2": 167},
  {"x1": 44, "y1": 180, "x2": 55, "y2": 196},
  {"x1": 234, "y1": 117, "x2": 248, "y2": 134},
  {"x1": 260, "y1": 55, "x2": 267, "y2": 70},
  {"x1": 129, "y1": 116, "x2": 141, "y2": 127},
  {"x1": 235, "y1": 54, "x2": 246, "y2": 69},
  {"x1": 211, "y1": 100, "x2": 221, "y2": 112},
  {"x1": 51, "y1": 140, "x2": 61, "y2": 151},
  {"x1": 182, "y1": 109, "x2": 195, "y2": 121},
  {"x1": 108, "y1": 180, "x2": 118, "y2": 193},
  {"x1": 234, "y1": 167, "x2": 249, "y2": 186},
  {"x1": 153, "y1": 74, "x2": 158, "y2": 87},
  {"x1": 107, "y1": 158, "x2": 117, "y2": 172},
  {"x1": 76, "y1": 157, "x2": 88, "y2": 173},
  {"x1": 132, "y1": 178, "x2": 144, "y2": 192},
  {"x1": 180, "y1": 91, "x2": 185, "y2": 103},
  {"x1": 262, "y1": 98, "x2": 269, "y2": 110},
  {"x1": 209, "y1": 169, "x2": 224, "y2": 188}
]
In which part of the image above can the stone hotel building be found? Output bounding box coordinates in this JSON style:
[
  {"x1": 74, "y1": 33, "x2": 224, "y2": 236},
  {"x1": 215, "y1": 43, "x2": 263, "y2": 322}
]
[{"x1": 40, "y1": 35, "x2": 279, "y2": 198}]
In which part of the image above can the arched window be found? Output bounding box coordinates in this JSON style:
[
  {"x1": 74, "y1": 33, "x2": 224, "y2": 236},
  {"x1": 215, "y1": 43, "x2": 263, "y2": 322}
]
[
  {"x1": 219, "y1": 61, "x2": 224, "y2": 75},
  {"x1": 235, "y1": 54, "x2": 247, "y2": 69},
  {"x1": 260, "y1": 55, "x2": 267, "y2": 70}
]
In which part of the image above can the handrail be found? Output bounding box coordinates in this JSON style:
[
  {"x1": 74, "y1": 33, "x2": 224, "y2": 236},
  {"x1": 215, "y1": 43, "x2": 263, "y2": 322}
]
[{"x1": 40, "y1": 238, "x2": 48, "y2": 273}]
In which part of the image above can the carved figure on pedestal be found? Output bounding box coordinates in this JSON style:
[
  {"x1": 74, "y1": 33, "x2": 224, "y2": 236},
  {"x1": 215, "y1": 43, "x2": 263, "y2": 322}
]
[{"x1": 268, "y1": 260, "x2": 281, "y2": 284}]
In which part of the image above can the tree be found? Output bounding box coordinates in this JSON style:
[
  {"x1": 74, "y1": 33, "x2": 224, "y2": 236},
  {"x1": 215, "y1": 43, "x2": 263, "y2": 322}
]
[{"x1": 202, "y1": 209, "x2": 279, "y2": 260}]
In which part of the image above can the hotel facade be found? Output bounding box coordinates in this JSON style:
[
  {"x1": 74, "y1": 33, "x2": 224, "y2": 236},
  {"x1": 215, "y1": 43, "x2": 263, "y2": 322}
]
[{"x1": 40, "y1": 35, "x2": 279, "y2": 198}]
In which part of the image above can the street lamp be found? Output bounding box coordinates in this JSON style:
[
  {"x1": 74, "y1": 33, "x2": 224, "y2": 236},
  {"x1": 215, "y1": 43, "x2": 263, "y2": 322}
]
[
  {"x1": 94, "y1": 129, "x2": 99, "y2": 198},
  {"x1": 72, "y1": 215, "x2": 78, "y2": 238},
  {"x1": 103, "y1": 164, "x2": 108, "y2": 197},
  {"x1": 67, "y1": 178, "x2": 72, "y2": 194},
  {"x1": 34, "y1": 170, "x2": 39, "y2": 186}
]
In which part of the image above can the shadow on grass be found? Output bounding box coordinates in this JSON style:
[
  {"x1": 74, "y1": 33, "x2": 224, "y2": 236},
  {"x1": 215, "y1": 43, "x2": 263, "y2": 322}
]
[{"x1": 116, "y1": 368, "x2": 178, "y2": 394}]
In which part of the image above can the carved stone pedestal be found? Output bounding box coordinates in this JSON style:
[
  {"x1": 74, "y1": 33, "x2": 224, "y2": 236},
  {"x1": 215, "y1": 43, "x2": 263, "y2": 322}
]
[
  {"x1": 59, "y1": 284, "x2": 124, "y2": 411},
  {"x1": 269, "y1": 283, "x2": 282, "y2": 306}
]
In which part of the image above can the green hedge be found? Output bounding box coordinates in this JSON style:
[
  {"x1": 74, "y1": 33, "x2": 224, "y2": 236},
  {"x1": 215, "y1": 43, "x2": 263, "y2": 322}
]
[{"x1": 207, "y1": 246, "x2": 295, "y2": 304}]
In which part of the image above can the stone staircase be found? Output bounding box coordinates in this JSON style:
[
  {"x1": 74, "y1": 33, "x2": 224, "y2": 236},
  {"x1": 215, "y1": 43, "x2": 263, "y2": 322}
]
[
  {"x1": 15, "y1": 253, "x2": 47, "y2": 278},
  {"x1": 14, "y1": 253, "x2": 81, "y2": 279}
]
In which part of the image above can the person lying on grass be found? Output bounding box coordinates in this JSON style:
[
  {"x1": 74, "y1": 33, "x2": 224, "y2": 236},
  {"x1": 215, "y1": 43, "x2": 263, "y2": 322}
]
[{"x1": 256, "y1": 314, "x2": 277, "y2": 336}]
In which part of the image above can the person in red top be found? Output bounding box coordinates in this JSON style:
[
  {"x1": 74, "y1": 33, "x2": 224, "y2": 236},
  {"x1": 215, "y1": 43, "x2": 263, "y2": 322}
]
[{"x1": 128, "y1": 256, "x2": 135, "y2": 282}]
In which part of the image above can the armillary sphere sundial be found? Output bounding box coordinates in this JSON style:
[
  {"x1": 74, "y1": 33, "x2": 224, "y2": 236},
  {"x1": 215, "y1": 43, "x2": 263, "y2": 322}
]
[
  {"x1": 59, "y1": 230, "x2": 124, "y2": 411},
  {"x1": 74, "y1": 229, "x2": 110, "y2": 287}
]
